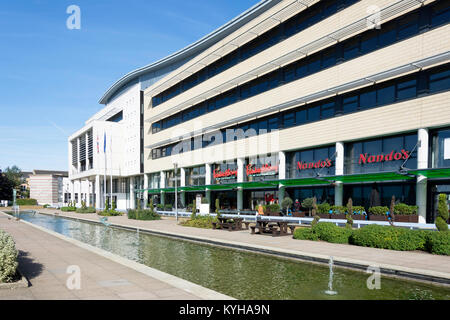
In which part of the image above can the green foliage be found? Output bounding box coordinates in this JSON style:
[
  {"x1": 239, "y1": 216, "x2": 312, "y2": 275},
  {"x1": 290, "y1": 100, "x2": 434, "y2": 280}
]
[
  {"x1": 16, "y1": 198, "x2": 37, "y2": 206},
  {"x1": 346, "y1": 198, "x2": 353, "y2": 229},
  {"x1": 350, "y1": 225, "x2": 428, "y2": 251},
  {"x1": 352, "y1": 206, "x2": 366, "y2": 214},
  {"x1": 201, "y1": 197, "x2": 209, "y2": 204},
  {"x1": 215, "y1": 198, "x2": 221, "y2": 218},
  {"x1": 330, "y1": 205, "x2": 347, "y2": 214},
  {"x1": 75, "y1": 207, "x2": 96, "y2": 214},
  {"x1": 81, "y1": 200, "x2": 87, "y2": 210},
  {"x1": 164, "y1": 204, "x2": 173, "y2": 211},
  {"x1": 293, "y1": 227, "x2": 319, "y2": 241},
  {"x1": 311, "y1": 215, "x2": 320, "y2": 228},
  {"x1": 426, "y1": 231, "x2": 450, "y2": 255},
  {"x1": 149, "y1": 199, "x2": 154, "y2": 212},
  {"x1": 111, "y1": 200, "x2": 116, "y2": 211},
  {"x1": 368, "y1": 206, "x2": 389, "y2": 215},
  {"x1": 313, "y1": 222, "x2": 353, "y2": 244},
  {"x1": 104, "y1": 199, "x2": 110, "y2": 211},
  {"x1": 180, "y1": 214, "x2": 217, "y2": 229},
  {"x1": 393, "y1": 203, "x2": 418, "y2": 215},
  {"x1": 127, "y1": 209, "x2": 161, "y2": 221},
  {"x1": 436, "y1": 194, "x2": 449, "y2": 232},
  {"x1": 0, "y1": 230, "x2": 18, "y2": 283},
  {"x1": 156, "y1": 204, "x2": 164, "y2": 210},
  {"x1": 0, "y1": 174, "x2": 15, "y2": 201},
  {"x1": 61, "y1": 206, "x2": 76, "y2": 212},
  {"x1": 281, "y1": 197, "x2": 293, "y2": 210},
  {"x1": 266, "y1": 204, "x2": 280, "y2": 213},
  {"x1": 191, "y1": 200, "x2": 196, "y2": 220},
  {"x1": 3, "y1": 166, "x2": 24, "y2": 189},
  {"x1": 301, "y1": 198, "x2": 314, "y2": 210},
  {"x1": 317, "y1": 202, "x2": 331, "y2": 214},
  {"x1": 43, "y1": 204, "x2": 50, "y2": 208}
]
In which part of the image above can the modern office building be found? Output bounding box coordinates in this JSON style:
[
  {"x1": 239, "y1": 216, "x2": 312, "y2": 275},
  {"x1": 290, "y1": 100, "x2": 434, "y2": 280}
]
[
  {"x1": 67, "y1": 0, "x2": 283, "y2": 210},
  {"x1": 142, "y1": 0, "x2": 450, "y2": 223}
]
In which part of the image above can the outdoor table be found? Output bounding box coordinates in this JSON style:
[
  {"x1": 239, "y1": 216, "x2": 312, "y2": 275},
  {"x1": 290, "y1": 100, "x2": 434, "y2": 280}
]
[
  {"x1": 250, "y1": 217, "x2": 292, "y2": 236},
  {"x1": 214, "y1": 217, "x2": 244, "y2": 231}
]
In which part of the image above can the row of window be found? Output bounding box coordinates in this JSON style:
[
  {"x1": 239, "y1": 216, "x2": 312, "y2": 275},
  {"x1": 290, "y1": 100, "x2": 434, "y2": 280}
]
[
  {"x1": 152, "y1": 0, "x2": 360, "y2": 108},
  {"x1": 152, "y1": 0, "x2": 450, "y2": 133},
  {"x1": 151, "y1": 63, "x2": 450, "y2": 160}
]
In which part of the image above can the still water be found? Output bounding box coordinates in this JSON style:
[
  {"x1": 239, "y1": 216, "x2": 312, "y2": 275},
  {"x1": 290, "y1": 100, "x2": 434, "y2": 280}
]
[{"x1": 12, "y1": 211, "x2": 450, "y2": 300}]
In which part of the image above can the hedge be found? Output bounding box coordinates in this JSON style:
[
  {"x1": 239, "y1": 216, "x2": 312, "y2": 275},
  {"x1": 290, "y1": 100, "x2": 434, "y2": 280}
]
[
  {"x1": 293, "y1": 223, "x2": 449, "y2": 255},
  {"x1": 61, "y1": 207, "x2": 76, "y2": 212},
  {"x1": 180, "y1": 215, "x2": 218, "y2": 229},
  {"x1": 16, "y1": 198, "x2": 37, "y2": 206},
  {"x1": 98, "y1": 210, "x2": 123, "y2": 217},
  {"x1": 75, "y1": 207, "x2": 96, "y2": 214},
  {"x1": 127, "y1": 209, "x2": 161, "y2": 221},
  {"x1": 0, "y1": 230, "x2": 18, "y2": 283}
]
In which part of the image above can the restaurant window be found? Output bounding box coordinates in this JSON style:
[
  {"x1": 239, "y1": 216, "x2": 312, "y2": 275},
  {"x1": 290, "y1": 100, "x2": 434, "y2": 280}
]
[
  {"x1": 345, "y1": 133, "x2": 418, "y2": 174},
  {"x1": 246, "y1": 154, "x2": 279, "y2": 182},
  {"x1": 212, "y1": 161, "x2": 238, "y2": 184},
  {"x1": 286, "y1": 145, "x2": 336, "y2": 178},
  {"x1": 185, "y1": 165, "x2": 206, "y2": 186},
  {"x1": 431, "y1": 127, "x2": 450, "y2": 169}
]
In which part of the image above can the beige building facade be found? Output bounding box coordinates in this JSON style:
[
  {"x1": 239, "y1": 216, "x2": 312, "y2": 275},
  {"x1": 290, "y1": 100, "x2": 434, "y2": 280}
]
[{"x1": 142, "y1": 0, "x2": 450, "y2": 223}]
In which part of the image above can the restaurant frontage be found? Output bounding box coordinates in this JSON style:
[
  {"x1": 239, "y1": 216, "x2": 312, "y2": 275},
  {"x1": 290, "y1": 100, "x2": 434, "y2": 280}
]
[{"x1": 139, "y1": 128, "x2": 450, "y2": 223}]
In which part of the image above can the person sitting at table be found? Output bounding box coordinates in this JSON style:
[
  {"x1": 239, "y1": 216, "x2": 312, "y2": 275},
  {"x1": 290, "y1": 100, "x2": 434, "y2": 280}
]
[{"x1": 294, "y1": 199, "x2": 301, "y2": 212}]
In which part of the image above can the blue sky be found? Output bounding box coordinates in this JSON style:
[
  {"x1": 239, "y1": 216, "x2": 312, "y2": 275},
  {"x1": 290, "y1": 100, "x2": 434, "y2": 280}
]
[{"x1": 0, "y1": 0, "x2": 258, "y2": 172}]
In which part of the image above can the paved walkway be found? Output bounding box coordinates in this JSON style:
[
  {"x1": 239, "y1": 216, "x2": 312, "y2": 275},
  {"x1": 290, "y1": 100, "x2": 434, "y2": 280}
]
[
  {"x1": 37, "y1": 209, "x2": 450, "y2": 281},
  {"x1": 0, "y1": 214, "x2": 226, "y2": 300}
]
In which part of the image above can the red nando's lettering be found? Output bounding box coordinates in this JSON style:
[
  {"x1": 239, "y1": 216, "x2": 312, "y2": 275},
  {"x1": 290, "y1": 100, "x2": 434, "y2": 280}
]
[
  {"x1": 246, "y1": 164, "x2": 278, "y2": 176},
  {"x1": 359, "y1": 149, "x2": 410, "y2": 164},
  {"x1": 297, "y1": 158, "x2": 333, "y2": 171},
  {"x1": 213, "y1": 168, "x2": 237, "y2": 179}
]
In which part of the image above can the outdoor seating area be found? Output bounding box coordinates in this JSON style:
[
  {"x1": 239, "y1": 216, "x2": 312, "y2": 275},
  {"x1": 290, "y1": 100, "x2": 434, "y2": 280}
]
[
  {"x1": 211, "y1": 217, "x2": 250, "y2": 231},
  {"x1": 249, "y1": 217, "x2": 298, "y2": 237}
]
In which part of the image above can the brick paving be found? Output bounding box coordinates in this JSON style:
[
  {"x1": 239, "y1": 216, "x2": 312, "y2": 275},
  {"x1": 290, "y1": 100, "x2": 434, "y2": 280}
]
[{"x1": 0, "y1": 214, "x2": 211, "y2": 300}]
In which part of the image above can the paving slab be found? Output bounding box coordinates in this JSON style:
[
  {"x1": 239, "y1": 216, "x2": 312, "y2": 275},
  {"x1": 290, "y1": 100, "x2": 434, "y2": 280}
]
[{"x1": 0, "y1": 215, "x2": 231, "y2": 300}]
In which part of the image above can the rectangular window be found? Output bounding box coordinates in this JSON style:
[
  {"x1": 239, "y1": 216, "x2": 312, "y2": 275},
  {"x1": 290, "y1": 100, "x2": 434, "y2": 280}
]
[
  {"x1": 359, "y1": 90, "x2": 377, "y2": 110},
  {"x1": 378, "y1": 24, "x2": 396, "y2": 47},
  {"x1": 342, "y1": 95, "x2": 358, "y2": 113},
  {"x1": 431, "y1": 1, "x2": 450, "y2": 27},
  {"x1": 268, "y1": 117, "x2": 278, "y2": 131},
  {"x1": 397, "y1": 13, "x2": 419, "y2": 41},
  {"x1": 296, "y1": 109, "x2": 307, "y2": 125},
  {"x1": 343, "y1": 39, "x2": 359, "y2": 60},
  {"x1": 308, "y1": 105, "x2": 320, "y2": 122},
  {"x1": 283, "y1": 112, "x2": 295, "y2": 128},
  {"x1": 321, "y1": 101, "x2": 335, "y2": 119},
  {"x1": 308, "y1": 56, "x2": 321, "y2": 74},
  {"x1": 360, "y1": 31, "x2": 378, "y2": 54},
  {"x1": 396, "y1": 79, "x2": 417, "y2": 101},
  {"x1": 377, "y1": 84, "x2": 395, "y2": 105},
  {"x1": 322, "y1": 48, "x2": 336, "y2": 69},
  {"x1": 429, "y1": 69, "x2": 450, "y2": 93}
]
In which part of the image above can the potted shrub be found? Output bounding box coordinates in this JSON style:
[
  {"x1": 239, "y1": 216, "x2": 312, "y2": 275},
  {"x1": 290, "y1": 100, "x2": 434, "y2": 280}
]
[
  {"x1": 281, "y1": 197, "x2": 293, "y2": 216},
  {"x1": 394, "y1": 203, "x2": 419, "y2": 223},
  {"x1": 330, "y1": 205, "x2": 347, "y2": 219},
  {"x1": 435, "y1": 193, "x2": 449, "y2": 231},
  {"x1": 351, "y1": 206, "x2": 367, "y2": 220},
  {"x1": 317, "y1": 202, "x2": 331, "y2": 219},
  {"x1": 368, "y1": 206, "x2": 389, "y2": 221},
  {"x1": 266, "y1": 204, "x2": 281, "y2": 216},
  {"x1": 301, "y1": 198, "x2": 315, "y2": 217}
]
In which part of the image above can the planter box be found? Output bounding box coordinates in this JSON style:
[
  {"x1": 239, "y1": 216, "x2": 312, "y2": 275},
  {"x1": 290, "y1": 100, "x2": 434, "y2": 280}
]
[
  {"x1": 369, "y1": 215, "x2": 387, "y2": 221},
  {"x1": 292, "y1": 211, "x2": 306, "y2": 217},
  {"x1": 352, "y1": 215, "x2": 367, "y2": 221},
  {"x1": 318, "y1": 214, "x2": 330, "y2": 219},
  {"x1": 331, "y1": 214, "x2": 346, "y2": 220},
  {"x1": 395, "y1": 215, "x2": 419, "y2": 223}
]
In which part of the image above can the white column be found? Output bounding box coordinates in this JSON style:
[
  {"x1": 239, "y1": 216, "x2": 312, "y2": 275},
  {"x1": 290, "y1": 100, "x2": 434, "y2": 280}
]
[
  {"x1": 237, "y1": 158, "x2": 245, "y2": 212},
  {"x1": 95, "y1": 175, "x2": 100, "y2": 209},
  {"x1": 335, "y1": 141, "x2": 344, "y2": 206},
  {"x1": 86, "y1": 179, "x2": 91, "y2": 207},
  {"x1": 180, "y1": 168, "x2": 186, "y2": 207},
  {"x1": 160, "y1": 171, "x2": 166, "y2": 206},
  {"x1": 417, "y1": 128, "x2": 429, "y2": 224},
  {"x1": 70, "y1": 180, "x2": 75, "y2": 205},
  {"x1": 130, "y1": 176, "x2": 135, "y2": 209},
  {"x1": 143, "y1": 174, "x2": 149, "y2": 209},
  {"x1": 278, "y1": 151, "x2": 286, "y2": 202}
]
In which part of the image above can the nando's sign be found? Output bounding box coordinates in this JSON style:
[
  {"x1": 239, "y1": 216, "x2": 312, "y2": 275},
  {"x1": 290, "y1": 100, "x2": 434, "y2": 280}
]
[
  {"x1": 359, "y1": 149, "x2": 410, "y2": 164},
  {"x1": 297, "y1": 159, "x2": 333, "y2": 171}
]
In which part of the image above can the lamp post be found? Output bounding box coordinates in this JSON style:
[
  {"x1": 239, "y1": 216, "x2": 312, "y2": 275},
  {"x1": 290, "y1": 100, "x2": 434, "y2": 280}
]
[{"x1": 174, "y1": 163, "x2": 178, "y2": 222}]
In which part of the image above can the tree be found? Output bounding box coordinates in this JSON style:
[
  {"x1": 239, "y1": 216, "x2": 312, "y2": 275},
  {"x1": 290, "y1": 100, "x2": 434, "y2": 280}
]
[
  {"x1": 346, "y1": 198, "x2": 354, "y2": 229},
  {"x1": 436, "y1": 194, "x2": 449, "y2": 232},
  {"x1": 0, "y1": 173, "x2": 15, "y2": 201},
  {"x1": 3, "y1": 166, "x2": 24, "y2": 189}
]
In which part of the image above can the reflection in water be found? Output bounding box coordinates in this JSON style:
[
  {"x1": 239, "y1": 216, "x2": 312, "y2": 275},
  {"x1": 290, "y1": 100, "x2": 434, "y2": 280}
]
[{"x1": 15, "y1": 211, "x2": 450, "y2": 300}]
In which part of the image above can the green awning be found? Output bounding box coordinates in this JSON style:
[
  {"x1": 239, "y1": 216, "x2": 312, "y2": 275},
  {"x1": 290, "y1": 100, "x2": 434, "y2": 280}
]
[
  {"x1": 179, "y1": 186, "x2": 207, "y2": 192},
  {"x1": 407, "y1": 168, "x2": 450, "y2": 179},
  {"x1": 322, "y1": 171, "x2": 414, "y2": 183},
  {"x1": 278, "y1": 177, "x2": 332, "y2": 187}
]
